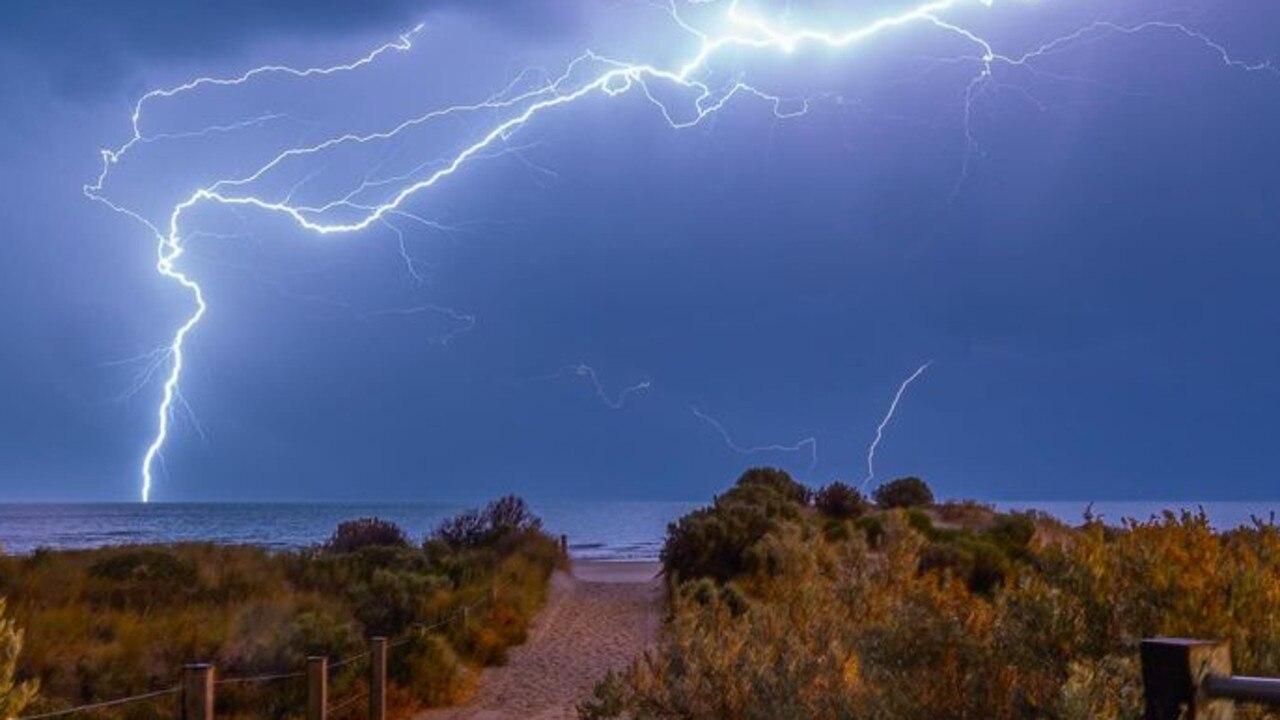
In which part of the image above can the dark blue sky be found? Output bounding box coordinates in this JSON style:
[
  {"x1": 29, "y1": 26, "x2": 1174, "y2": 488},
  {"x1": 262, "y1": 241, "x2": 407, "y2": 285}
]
[{"x1": 1, "y1": 0, "x2": 1278, "y2": 502}]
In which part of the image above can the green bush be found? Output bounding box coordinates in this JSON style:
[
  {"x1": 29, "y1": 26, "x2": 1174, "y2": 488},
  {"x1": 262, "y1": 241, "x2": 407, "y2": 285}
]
[
  {"x1": 854, "y1": 514, "x2": 887, "y2": 548},
  {"x1": 734, "y1": 467, "x2": 811, "y2": 505},
  {"x1": 432, "y1": 495, "x2": 544, "y2": 551},
  {"x1": 3, "y1": 501, "x2": 560, "y2": 719},
  {"x1": 662, "y1": 472, "x2": 807, "y2": 582},
  {"x1": 903, "y1": 507, "x2": 935, "y2": 537},
  {"x1": 322, "y1": 517, "x2": 409, "y2": 554},
  {"x1": 987, "y1": 513, "x2": 1037, "y2": 558},
  {"x1": 873, "y1": 476, "x2": 934, "y2": 508},
  {"x1": 814, "y1": 481, "x2": 869, "y2": 519},
  {"x1": 86, "y1": 549, "x2": 201, "y2": 609},
  {"x1": 592, "y1": 472, "x2": 1280, "y2": 719}
]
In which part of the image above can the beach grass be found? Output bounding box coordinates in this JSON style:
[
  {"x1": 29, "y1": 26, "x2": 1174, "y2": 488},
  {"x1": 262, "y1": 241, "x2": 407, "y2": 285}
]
[
  {"x1": 582, "y1": 469, "x2": 1280, "y2": 720},
  {"x1": 0, "y1": 496, "x2": 563, "y2": 719}
]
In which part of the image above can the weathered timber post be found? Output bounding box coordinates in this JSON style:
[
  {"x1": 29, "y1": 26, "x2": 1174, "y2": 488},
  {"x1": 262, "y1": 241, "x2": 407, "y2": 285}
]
[
  {"x1": 370, "y1": 637, "x2": 388, "y2": 720},
  {"x1": 307, "y1": 656, "x2": 328, "y2": 720},
  {"x1": 560, "y1": 534, "x2": 568, "y2": 556},
  {"x1": 181, "y1": 663, "x2": 215, "y2": 720},
  {"x1": 1141, "y1": 638, "x2": 1234, "y2": 720}
]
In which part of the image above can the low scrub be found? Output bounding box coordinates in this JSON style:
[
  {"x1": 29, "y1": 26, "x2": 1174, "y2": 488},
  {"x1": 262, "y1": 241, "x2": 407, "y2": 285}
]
[
  {"x1": 1, "y1": 499, "x2": 563, "y2": 720},
  {"x1": 584, "y1": 471, "x2": 1280, "y2": 720},
  {"x1": 872, "y1": 476, "x2": 934, "y2": 508}
]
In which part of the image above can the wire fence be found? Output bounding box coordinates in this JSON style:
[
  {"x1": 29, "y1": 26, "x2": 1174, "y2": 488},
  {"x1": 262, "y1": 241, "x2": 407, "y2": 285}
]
[
  {"x1": 16, "y1": 573, "x2": 519, "y2": 720},
  {"x1": 15, "y1": 687, "x2": 178, "y2": 720},
  {"x1": 327, "y1": 690, "x2": 368, "y2": 717}
]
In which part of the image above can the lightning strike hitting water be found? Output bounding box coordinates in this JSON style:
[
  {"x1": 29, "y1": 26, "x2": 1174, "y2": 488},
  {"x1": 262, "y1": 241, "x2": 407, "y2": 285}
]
[
  {"x1": 86, "y1": 0, "x2": 1276, "y2": 501},
  {"x1": 862, "y1": 363, "x2": 931, "y2": 492}
]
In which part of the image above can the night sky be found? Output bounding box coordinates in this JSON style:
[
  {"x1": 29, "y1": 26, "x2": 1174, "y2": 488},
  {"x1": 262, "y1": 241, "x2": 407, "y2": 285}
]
[{"x1": 1, "y1": 0, "x2": 1278, "y2": 502}]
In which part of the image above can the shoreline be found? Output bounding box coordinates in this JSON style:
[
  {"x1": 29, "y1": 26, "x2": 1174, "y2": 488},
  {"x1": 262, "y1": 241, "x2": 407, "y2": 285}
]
[{"x1": 572, "y1": 559, "x2": 663, "y2": 583}]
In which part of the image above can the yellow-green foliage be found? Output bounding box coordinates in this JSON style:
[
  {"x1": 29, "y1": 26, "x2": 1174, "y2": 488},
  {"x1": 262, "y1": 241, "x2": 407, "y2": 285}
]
[
  {"x1": 584, "y1": 473, "x2": 1280, "y2": 720},
  {"x1": 0, "y1": 598, "x2": 37, "y2": 719},
  {"x1": 1, "y1": 507, "x2": 562, "y2": 720}
]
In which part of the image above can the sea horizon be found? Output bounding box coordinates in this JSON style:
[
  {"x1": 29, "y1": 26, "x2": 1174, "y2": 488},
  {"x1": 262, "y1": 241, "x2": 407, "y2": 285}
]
[{"x1": 2, "y1": 498, "x2": 1278, "y2": 559}]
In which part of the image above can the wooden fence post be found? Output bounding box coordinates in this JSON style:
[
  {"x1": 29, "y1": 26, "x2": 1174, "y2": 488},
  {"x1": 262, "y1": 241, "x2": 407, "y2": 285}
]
[
  {"x1": 370, "y1": 637, "x2": 388, "y2": 720},
  {"x1": 307, "y1": 656, "x2": 328, "y2": 720},
  {"x1": 1141, "y1": 638, "x2": 1235, "y2": 720},
  {"x1": 181, "y1": 663, "x2": 214, "y2": 720},
  {"x1": 560, "y1": 534, "x2": 568, "y2": 556}
]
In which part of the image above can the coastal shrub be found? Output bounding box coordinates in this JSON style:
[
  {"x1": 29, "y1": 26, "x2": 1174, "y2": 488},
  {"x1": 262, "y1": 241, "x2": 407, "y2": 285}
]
[
  {"x1": 733, "y1": 467, "x2": 810, "y2": 505},
  {"x1": 0, "y1": 599, "x2": 36, "y2": 718},
  {"x1": 814, "y1": 481, "x2": 869, "y2": 519},
  {"x1": 919, "y1": 536, "x2": 1013, "y2": 595},
  {"x1": 987, "y1": 513, "x2": 1037, "y2": 557},
  {"x1": 903, "y1": 507, "x2": 935, "y2": 537},
  {"x1": 935, "y1": 499, "x2": 996, "y2": 526},
  {"x1": 3, "y1": 501, "x2": 560, "y2": 719},
  {"x1": 87, "y1": 549, "x2": 201, "y2": 610},
  {"x1": 661, "y1": 480, "x2": 801, "y2": 583},
  {"x1": 662, "y1": 505, "x2": 757, "y2": 582},
  {"x1": 392, "y1": 634, "x2": 473, "y2": 707},
  {"x1": 431, "y1": 495, "x2": 544, "y2": 551},
  {"x1": 593, "y1": 471, "x2": 1280, "y2": 720},
  {"x1": 322, "y1": 517, "x2": 409, "y2": 554},
  {"x1": 854, "y1": 514, "x2": 887, "y2": 548},
  {"x1": 873, "y1": 476, "x2": 934, "y2": 508}
]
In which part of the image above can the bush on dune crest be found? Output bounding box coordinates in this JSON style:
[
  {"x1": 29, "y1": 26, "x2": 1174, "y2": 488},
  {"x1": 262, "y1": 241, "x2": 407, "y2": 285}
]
[
  {"x1": 584, "y1": 471, "x2": 1280, "y2": 720},
  {"x1": 872, "y1": 476, "x2": 934, "y2": 508},
  {"x1": 1, "y1": 499, "x2": 563, "y2": 719},
  {"x1": 322, "y1": 517, "x2": 410, "y2": 554},
  {"x1": 430, "y1": 495, "x2": 544, "y2": 552}
]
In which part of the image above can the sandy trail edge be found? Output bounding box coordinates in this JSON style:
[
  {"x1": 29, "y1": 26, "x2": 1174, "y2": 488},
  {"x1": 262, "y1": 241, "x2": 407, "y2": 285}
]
[{"x1": 415, "y1": 561, "x2": 664, "y2": 720}]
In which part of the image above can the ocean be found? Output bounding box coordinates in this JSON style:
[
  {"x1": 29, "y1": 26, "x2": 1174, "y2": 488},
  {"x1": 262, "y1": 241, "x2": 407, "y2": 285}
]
[
  {"x1": 0, "y1": 500, "x2": 1275, "y2": 559},
  {"x1": 0, "y1": 501, "x2": 697, "y2": 559}
]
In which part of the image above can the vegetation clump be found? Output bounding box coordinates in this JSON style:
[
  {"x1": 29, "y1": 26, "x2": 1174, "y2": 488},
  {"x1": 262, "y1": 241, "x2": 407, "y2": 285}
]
[
  {"x1": 431, "y1": 495, "x2": 544, "y2": 551},
  {"x1": 0, "y1": 498, "x2": 562, "y2": 719},
  {"x1": 0, "y1": 599, "x2": 36, "y2": 718},
  {"x1": 321, "y1": 517, "x2": 410, "y2": 554},
  {"x1": 814, "y1": 481, "x2": 869, "y2": 519},
  {"x1": 661, "y1": 468, "x2": 806, "y2": 583},
  {"x1": 584, "y1": 471, "x2": 1280, "y2": 720},
  {"x1": 872, "y1": 476, "x2": 935, "y2": 508}
]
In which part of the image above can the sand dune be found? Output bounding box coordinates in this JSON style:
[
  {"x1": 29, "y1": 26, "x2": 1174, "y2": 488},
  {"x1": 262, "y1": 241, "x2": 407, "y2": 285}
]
[{"x1": 417, "y1": 561, "x2": 663, "y2": 720}]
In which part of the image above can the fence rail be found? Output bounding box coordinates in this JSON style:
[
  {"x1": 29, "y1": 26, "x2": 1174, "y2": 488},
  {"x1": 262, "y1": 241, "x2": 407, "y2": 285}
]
[{"x1": 1142, "y1": 637, "x2": 1280, "y2": 719}]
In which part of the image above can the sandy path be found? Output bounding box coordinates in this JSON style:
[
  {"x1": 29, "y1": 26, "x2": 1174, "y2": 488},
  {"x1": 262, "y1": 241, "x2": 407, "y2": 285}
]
[{"x1": 417, "y1": 561, "x2": 664, "y2": 720}]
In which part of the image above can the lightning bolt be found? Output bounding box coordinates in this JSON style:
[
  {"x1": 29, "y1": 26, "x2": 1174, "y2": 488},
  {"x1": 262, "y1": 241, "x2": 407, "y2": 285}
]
[
  {"x1": 692, "y1": 406, "x2": 819, "y2": 472},
  {"x1": 541, "y1": 364, "x2": 653, "y2": 410},
  {"x1": 861, "y1": 362, "x2": 931, "y2": 493},
  {"x1": 86, "y1": 0, "x2": 1275, "y2": 502}
]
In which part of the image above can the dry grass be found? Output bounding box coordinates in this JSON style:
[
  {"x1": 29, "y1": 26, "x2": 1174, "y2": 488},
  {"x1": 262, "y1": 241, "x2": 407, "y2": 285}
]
[
  {"x1": 1, "y1": 507, "x2": 562, "y2": 720},
  {"x1": 584, "y1": 472, "x2": 1280, "y2": 720}
]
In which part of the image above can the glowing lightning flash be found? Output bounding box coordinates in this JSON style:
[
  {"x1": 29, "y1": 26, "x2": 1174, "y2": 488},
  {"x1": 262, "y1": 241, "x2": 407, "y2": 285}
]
[
  {"x1": 861, "y1": 362, "x2": 931, "y2": 493},
  {"x1": 543, "y1": 363, "x2": 653, "y2": 409},
  {"x1": 87, "y1": 0, "x2": 1276, "y2": 502},
  {"x1": 692, "y1": 406, "x2": 819, "y2": 472}
]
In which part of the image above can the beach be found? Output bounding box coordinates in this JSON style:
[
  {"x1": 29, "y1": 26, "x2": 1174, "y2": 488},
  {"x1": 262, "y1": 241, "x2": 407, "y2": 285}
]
[{"x1": 417, "y1": 561, "x2": 664, "y2": 720}]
